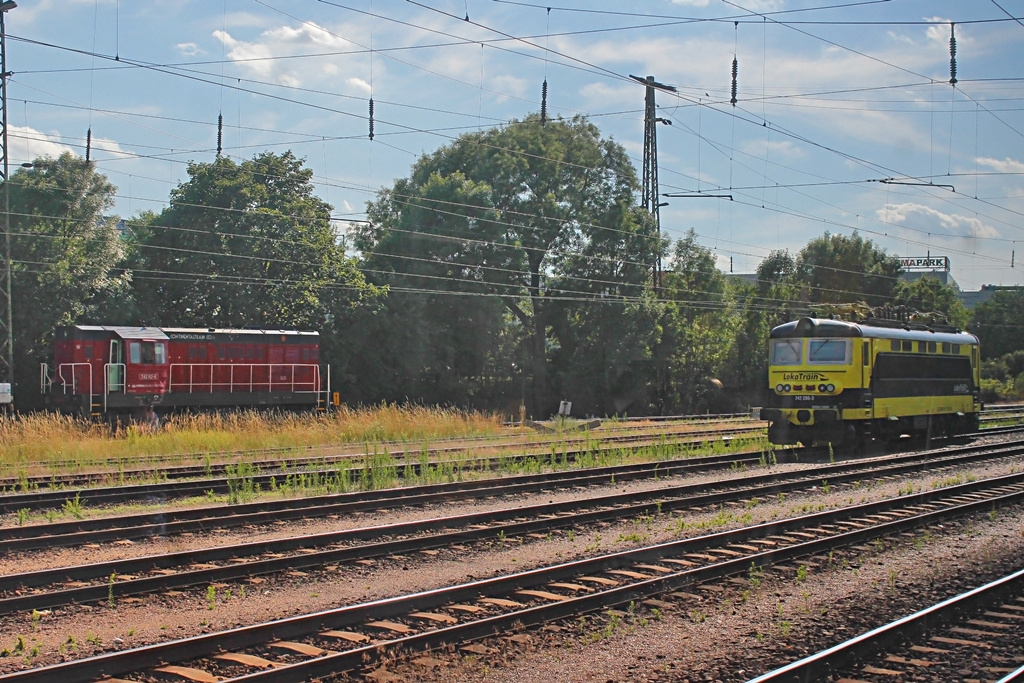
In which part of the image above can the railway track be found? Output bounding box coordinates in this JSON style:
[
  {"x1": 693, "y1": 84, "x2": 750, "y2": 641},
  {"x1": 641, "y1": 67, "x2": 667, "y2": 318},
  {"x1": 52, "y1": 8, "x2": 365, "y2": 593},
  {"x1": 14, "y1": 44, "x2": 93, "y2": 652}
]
[
  {"x1": 0, "y1": 414, "x2": 760, "y2": 488},
  {"x1": 0, "y1": 447, "x2": 774, "y2": 552},
  {"x1": 4, "y1": 422, "x2": 1023, "y2": 517},
  {"x1": 1, "y1": 427, "x2": 1021, "y2": 551},
  {"x1": 5, "y1": 404, "x2": 1022, "y2": 494},
  {"x1": 0, "y1": 425, "x2": 767, "y2": 511},
  {"x1": 2, "y1": 430, "x2": 1021, "y2": 555},
  {"x1": 751, "y1": 567, "x2": 1024, "y2": 682},
  {"x1": 2, "y1": 456, "x2": 1023, "y2": 682},
  {"x1": 3, "y1": 436, "x2": 1024, "y2": 620}
]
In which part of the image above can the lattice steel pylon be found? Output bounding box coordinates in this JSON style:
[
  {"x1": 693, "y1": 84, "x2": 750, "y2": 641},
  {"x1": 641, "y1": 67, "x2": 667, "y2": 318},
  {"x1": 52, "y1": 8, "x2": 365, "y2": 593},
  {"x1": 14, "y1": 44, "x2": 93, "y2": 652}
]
[
  {"x1": 629, "y1": 74, "x2": 676, "y2": 291},
  {"x1": 0, "y1": 2, "x2": 16, "y2": 402}
]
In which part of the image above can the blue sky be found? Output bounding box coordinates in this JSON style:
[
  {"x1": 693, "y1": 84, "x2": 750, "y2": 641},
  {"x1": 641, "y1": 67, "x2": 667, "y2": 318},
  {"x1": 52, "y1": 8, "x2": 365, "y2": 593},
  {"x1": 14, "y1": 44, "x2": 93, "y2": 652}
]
[{"x1": 7, "y1": 0, "x2": 1024, "y2": 291}]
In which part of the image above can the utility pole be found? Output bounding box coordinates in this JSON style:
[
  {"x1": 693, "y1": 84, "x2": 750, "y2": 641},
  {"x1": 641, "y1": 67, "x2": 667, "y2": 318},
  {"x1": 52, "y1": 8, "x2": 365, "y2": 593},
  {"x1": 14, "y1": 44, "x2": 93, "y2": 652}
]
[
  {"x1": 630, "y1": 75, "x2": 675, "y2": 291},
  {"x1": 0, "y1": 1, "x2": 16, "y2": 408}
]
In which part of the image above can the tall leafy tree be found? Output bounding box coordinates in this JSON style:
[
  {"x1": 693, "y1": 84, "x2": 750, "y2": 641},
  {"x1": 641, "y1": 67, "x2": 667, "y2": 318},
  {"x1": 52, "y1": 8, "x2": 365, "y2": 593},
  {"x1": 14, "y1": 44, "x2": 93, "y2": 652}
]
[
  {"x1": 795, "y1": 231, "x2": 901, "y2": 306},
  {"x1": 547, "y1": 297, "x2": 661, "y2": 416},
  {"x1": 893, "y1": 275, "x2": 970, "y2": 329},
  {"x1": 129, "y1": 150, "x2": 379, "y2": 327},
  {"x1": 728, "y1": 249, "x2": 803, "y2": 398},
  {"x1": 972, "y1": 289, "x2": 1024, "y2": 359},
  {"x1": 9, "y1": 153, "x2": 132, "y2": 408},
  {"x1": 653, "y1": 230, "x2": 736, "y2": 413},
  {"x1": 359, "y1": 114, "x2": 658, "y2": 415}
]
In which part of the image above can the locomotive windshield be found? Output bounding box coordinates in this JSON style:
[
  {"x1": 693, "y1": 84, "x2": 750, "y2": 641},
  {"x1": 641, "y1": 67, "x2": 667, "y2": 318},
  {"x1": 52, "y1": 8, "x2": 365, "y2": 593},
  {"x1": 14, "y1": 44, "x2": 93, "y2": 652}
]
[
  {"x1": 129, "y1": 341, "x2": 167, "y2": 364},
  {"x1": 807, "y1": 339, "x2": 850, "y2": 365},
  {"x1": 770, "y1": 340, "x2": 802, "y2": 365}
]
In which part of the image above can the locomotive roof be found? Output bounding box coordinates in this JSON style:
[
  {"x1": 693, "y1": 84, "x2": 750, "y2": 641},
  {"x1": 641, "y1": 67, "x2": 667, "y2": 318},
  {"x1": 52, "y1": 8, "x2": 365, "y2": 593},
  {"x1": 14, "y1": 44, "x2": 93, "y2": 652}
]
[
  {"x1": 769, "y1": 318, "x2": 978, "y2": 345},
  {"x1": 66, "y1": 325, "x2": 316, "y2": 336},
  {"x1": 68, "y1": 325, "x2": 170, "y2": 340},
  {"x1": 161, "y1": 327, "x2": 318, "y2": 338}
]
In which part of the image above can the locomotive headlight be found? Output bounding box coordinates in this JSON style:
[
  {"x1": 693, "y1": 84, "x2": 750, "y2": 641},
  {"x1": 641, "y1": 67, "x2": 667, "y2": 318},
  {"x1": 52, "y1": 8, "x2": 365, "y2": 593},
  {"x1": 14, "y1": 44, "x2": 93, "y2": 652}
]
[
  {"x1": 818, "y1": 384, "x2": 827, "y2": 392},
  {"x1": 776, "y1": 384, "x2": 784, "y2": 393},
  {"x1": 783, "y1": 384, "x2": 791, "y2": 392},
  {"x1": 826, "y1": 383, "x2": 835, "y2": 393}
]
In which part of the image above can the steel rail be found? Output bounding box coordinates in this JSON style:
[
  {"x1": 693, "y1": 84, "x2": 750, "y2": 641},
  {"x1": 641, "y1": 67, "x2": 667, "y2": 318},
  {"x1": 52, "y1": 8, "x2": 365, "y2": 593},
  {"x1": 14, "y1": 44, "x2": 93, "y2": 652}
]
[
  {"x1": 3, "y1": 433, "x2": 1023, "y2": 556},
  {"x1": 3, "y1": 469, "x2": 1023, "y2": 683},
  {"x1": 747, "y1": 567, "x2": 1024, "y2": 683},
  {"x1": 0, "y1": 417, "x2": 761, "y2": 489},
  {"x1": 4, "y1": 440, "x2": 1024, "y2": 619},
  {"x1": 6, "y1": 404, "x2": 1021, "y2": 494},
  {"x1": 0, "y1": 426, "x2": 769, "y2": 512},
  {"x1": 0, "y1": 447, "x2": 774, "y2": 549},
  {"x1": 998, "y1": 665, "x2": 1024, "y2": 683},
  {"x1": 4, "y1": 421, "x2": 1019, "y2": 518},
  {"x1": 4, "y1": 404, "x2": 1022, "y2": 489},
  {"x1": 3, "y1": 422, "x2": 1022, "y2": 513}
]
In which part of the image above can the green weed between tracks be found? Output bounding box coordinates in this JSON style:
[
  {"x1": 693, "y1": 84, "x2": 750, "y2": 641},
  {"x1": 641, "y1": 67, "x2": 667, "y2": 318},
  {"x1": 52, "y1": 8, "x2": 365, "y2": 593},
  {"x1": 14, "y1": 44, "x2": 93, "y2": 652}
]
[
  {"x1": 1, "y1": 410, "x2": 776, "y2": 519},
  {"x1": 0, "y1": 405, "x2": 505, "y2": 479}
]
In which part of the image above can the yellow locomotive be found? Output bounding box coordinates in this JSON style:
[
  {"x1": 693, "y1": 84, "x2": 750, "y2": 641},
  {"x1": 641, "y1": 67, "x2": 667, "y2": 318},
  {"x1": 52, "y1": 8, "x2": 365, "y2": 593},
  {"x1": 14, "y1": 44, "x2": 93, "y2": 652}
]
[{"x1": 763, "y1": 308, "x2": 980, "y2": 446}]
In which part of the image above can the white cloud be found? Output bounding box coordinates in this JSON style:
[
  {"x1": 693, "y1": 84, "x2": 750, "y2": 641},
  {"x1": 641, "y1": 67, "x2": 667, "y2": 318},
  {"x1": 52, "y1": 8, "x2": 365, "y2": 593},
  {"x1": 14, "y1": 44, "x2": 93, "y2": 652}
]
[
  {"x1": 213, "y1": 23, "x2": 356, "y2": 87},
  {"x1": 346, "y1": 77, "x2": 371, "y2": 94},
  {"x1": 877, "y1": 202, "x2": 999, "y2": 239},
  {"x1": 741, "y1": 139, "x2": 804, "y2": 159},
  {"x1": 924, "y1": 17, "x2": 955, "y2": 44},
  {"x1": 88, "y1": 136, "x2": 133, "y2": 161},
  {"x1": 176, "y1": 42, "x2": 204, "y2": 57},
  {"x1": 976, "y1": 157, "x2": 1024, "y2": 174},
  {"x1": 488, "y1": 74, "x2": 530, "y2": 102},
  {"x1": 8, "y1": 126, "x2": 75, "y2": 164},
  {"x1": 9, "y1": 126, "x2": 134, "y2": 166}
]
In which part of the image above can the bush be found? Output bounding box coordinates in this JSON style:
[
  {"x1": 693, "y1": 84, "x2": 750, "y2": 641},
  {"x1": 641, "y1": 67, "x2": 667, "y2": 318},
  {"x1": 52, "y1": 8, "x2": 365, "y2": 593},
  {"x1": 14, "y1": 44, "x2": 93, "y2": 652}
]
[{"x1": 980, "y1": 378, "x2": 1007, "y2": 403}]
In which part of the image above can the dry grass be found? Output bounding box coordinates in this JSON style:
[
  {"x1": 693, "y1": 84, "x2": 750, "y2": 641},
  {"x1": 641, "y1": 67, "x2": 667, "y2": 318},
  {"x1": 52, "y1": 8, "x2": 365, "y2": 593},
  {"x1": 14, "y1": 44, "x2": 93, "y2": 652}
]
[{"x1": 0, "y1": 405, "x2": 506, "y2": 478}]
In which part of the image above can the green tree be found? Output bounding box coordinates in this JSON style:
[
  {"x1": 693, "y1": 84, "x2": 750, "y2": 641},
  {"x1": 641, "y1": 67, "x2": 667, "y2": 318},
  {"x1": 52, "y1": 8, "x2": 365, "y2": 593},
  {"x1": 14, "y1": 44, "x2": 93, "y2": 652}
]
[
  {"x1": 359, "y1": 114, "x2": 657, "y2": 415},
  {"x1": 548, "y1": 297, "x2": 661, "y2": 416},
  {"x1": 893, "y1": 276, "x2": 970, "y2": 329},
  {"x1": 972, "y1": 289, "x2": 1024, "y2": 359},
  {"x1": 795, "y1": 231, "x2": 901, "y2": 306},
  {"x1": 653, "y1": 230, "x2": 736, "y2": 413},
  {"x1": 9, "y1": 153, "x2": 132, "y2": 408},
  {"x1": 128, "y1": 151, "x2": 379, "y2": 349}
]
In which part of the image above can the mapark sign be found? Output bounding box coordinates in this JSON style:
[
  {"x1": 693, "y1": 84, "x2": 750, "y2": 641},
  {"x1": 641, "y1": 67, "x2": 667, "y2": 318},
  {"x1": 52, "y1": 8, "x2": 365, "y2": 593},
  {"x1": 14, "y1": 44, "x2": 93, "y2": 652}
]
[{"x1": 899, "y1": 256, "x2": 950, "y2": 271}]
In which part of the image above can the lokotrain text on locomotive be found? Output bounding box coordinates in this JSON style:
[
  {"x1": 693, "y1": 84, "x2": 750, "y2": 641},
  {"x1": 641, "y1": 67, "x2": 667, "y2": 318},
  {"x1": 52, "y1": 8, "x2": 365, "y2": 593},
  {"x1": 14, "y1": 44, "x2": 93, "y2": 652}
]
[
  {"x1": 40, "y1": 325, "x2": 330, "y2": 418},
  {"x1": 762, "y1": 304, "x2": 981, "y2": 447}
]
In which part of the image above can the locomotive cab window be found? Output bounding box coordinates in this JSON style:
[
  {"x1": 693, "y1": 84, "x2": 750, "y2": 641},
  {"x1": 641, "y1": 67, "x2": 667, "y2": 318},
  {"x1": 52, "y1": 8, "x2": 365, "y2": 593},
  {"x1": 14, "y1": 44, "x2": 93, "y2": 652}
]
[
  {"x1": 770, "y1": 340, "x2": 802, "y2": 365},
  {"x1": 807, "y1": 339, "x2": 850, "y2": 365},
  {"x1": 129, "y1": 341, "x2": 167, "y2": 365}
]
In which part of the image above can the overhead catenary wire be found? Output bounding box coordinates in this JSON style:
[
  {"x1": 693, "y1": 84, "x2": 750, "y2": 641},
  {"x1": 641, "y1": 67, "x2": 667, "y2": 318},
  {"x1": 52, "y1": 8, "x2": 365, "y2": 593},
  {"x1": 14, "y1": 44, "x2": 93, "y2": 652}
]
[{"x1": 9, "y1": 1, "x2": 1024, "y2": 290}]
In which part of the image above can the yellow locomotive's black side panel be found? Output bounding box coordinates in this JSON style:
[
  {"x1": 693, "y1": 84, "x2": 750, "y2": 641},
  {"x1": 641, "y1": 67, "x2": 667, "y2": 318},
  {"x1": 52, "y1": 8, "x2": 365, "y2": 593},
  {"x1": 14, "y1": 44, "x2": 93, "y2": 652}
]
[{"x1": 764, "y1": 317, "x2": 980, "y2": 446}]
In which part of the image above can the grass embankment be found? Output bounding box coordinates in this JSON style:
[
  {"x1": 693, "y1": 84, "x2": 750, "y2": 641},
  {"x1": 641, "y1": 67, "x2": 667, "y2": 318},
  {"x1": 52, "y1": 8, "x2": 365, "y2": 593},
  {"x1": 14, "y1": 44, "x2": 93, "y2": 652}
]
[{"x1": 0, "y1": 405, "x2": 506, "y2": 479}]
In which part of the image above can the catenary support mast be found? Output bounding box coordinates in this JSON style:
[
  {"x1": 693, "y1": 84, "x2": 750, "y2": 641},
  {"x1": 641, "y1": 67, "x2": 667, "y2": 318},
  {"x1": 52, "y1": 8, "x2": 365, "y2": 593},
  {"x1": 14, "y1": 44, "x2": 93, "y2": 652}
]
[{"x1": 630, "y1": 74, "x2": 675, "y2": 291}]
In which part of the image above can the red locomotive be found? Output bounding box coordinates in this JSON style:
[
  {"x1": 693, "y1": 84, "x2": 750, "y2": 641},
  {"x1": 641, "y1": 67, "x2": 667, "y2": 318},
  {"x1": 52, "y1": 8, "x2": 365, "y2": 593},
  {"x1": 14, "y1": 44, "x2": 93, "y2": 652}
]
[{"x1": 40, "y1": 325, "x2": 328, "y2": 417}]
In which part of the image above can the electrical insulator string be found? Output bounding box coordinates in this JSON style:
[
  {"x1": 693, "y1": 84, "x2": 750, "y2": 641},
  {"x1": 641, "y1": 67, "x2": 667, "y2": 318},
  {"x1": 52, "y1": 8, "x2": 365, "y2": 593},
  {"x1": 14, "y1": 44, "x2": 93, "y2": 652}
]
[{"x1": 949, "y1": 22, "x2": 958, "y2": 87}]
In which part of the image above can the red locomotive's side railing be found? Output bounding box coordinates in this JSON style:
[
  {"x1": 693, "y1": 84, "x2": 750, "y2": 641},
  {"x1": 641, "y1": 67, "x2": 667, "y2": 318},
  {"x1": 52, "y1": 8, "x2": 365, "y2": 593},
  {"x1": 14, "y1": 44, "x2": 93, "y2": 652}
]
[
  {"x1": 168, "y1": 364, "x2": 321, "y2": 394},
  {"x1": 53, "y1": 363, "x2": 94, "y2": 398}
]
